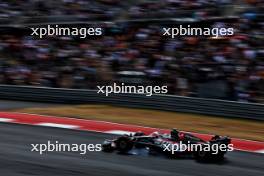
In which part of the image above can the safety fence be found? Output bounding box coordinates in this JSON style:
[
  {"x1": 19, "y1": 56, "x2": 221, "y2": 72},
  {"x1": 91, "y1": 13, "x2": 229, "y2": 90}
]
[{"x1": 0, "y1": 85, "x2": 263, "y2": 121}]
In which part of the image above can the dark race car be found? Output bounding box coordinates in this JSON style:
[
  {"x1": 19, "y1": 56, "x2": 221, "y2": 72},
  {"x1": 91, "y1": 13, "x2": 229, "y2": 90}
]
[{"x1": 102, "y1": 129, "x2": 232, "y2": 161}]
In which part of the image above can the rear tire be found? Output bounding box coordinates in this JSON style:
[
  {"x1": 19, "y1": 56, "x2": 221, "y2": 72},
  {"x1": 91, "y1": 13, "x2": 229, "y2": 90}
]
[
  {"x1": 194, "y1": 150, "x2": 209, "y2": 161},
  {"x1": 102, "y1": 142, "x2": 114, "y2": 152},
  {"x1": 116, "y1": 136, "x2": 133, "y2": 153},
  {"x1": 213, "y1": 152, "x2": 225, "y2": 160}
]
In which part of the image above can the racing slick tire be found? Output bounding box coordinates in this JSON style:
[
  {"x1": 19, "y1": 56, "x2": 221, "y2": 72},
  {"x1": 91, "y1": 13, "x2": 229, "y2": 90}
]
[
  {"x1": 102, "y1": 141, "x2": 114, "y2": 152},
  {"x1": 116, "y1": 136, "x2": 133, "y2": 153},
  {"x1": 194, "y1": 149, "x2": 225, "y2": 161},
  {"x1": 211, "y1": 152, "x2": 225, "y2": 160},
  {"x1": 194, "y1": 149, "x2": 210, "y2": 161}
]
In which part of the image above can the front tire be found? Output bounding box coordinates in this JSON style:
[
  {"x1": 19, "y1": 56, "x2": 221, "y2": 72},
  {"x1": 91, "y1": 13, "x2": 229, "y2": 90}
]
[{"x1": 194, "y1": 150, "x2": 210, "y2": 161}]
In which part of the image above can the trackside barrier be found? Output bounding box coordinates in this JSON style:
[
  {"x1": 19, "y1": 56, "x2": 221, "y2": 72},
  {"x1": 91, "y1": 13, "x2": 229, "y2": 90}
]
[{"x1": 0, "y1": 85, "x2": 263, "y2": 121}]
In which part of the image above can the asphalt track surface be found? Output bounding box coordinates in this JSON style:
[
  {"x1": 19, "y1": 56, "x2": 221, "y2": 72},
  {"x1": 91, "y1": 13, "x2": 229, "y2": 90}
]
[
  {"x1": 0, "y1": 122, "x2": 263, "y2": 176},
  {"x1": 0, "y1": 100, "x2": 263, "y2": 176}
]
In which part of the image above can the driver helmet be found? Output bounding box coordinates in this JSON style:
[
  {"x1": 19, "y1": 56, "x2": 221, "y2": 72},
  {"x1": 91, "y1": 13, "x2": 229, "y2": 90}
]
[
  {"x1": 151, "y1": 131, "x2": 161, "y2": 138},
  {"x1": 171, "y1": 128, "x2": 179, "y2": 140}
]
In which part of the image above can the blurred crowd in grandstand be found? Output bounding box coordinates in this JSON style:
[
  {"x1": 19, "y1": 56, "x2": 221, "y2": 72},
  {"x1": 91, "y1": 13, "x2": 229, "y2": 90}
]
[
  {"x1": 0, "y1": 0, "x2": 263, "y2": 103},
  {"x1": 0, "y1": 0, "x2": 221, "y2": 18},
  {"x1": 0, "y1": 0, "x2": 123, "y2": 19},
  {"x1": 1, "y1": 0, "x2": 257, "y2": 20}
]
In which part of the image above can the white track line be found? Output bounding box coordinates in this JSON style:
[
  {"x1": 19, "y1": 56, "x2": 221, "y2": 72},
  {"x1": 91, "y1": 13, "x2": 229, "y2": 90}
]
[
  {"x1": 0, "y1": 118, "x2": 14, "y2": 122},
  {"x1": 36, "y1": 123, "x2": 80, "y2": 129},
  {"x1": 256, "y1": 149, "x2": 264, "y2": 154},
  {"x1": 105, "y1": 130, "x2": 135, "y2": 135}
]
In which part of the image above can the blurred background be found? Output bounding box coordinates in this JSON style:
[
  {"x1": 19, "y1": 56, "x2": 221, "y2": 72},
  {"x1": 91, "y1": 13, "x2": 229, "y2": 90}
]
[
  {"x1": 0, "y1": 0, "x2": 263, "y2": 103},
  {"x1": 0, "y1": 2, "x2": 263, "y2": 176}
]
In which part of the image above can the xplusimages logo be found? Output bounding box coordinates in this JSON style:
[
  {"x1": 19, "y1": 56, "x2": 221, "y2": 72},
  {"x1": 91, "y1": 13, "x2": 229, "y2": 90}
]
[
  {"x1": 31, "y1": 25, "x2": 103, "y2": 38},
  {"x1": 162, "y1": 141, "x2": 234, "y2": 155},
  {"x1": 162, "y1": 25, "x2": 234, "y2": 38},
  {"x1": 97, "y1": 83, "x2": 168, "y2": 96},
  {"x1": 31, "y1": 141, "x2": 102, "y2": 155}
]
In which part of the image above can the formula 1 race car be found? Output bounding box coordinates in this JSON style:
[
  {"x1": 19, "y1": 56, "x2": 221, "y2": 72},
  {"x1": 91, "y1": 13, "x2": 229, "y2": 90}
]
[{"x1": 102, "y1": 129, "x2": 232, "y2": 161}]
